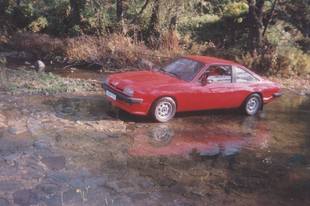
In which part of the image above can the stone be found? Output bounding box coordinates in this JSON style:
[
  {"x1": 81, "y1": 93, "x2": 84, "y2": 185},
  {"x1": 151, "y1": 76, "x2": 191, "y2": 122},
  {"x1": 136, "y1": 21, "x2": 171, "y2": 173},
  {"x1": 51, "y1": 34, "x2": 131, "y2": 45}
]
[
  {"x1": 0, "y1": 159, "x2": 9, "y2": 168},
  {"x1": 8, "y1": 126, "x2": 28, "y2": 135},
  {"x1": 13, "y1": 189, "x2": 39, "y2": 206},
  {"x1": 126, "y1": 193, "x2": 148, "y2": 203},
  {"x1": 34, "y1": 60, "x2": 45, "y2": 73},
  {"x1": 43, "y1": 123, "x2": 54, "y2": 129},
  {"x1": 0, "y1": 181, "x2": 23, "y2": 191},
  {"x1": 68, "y1": 177, "x2": 106, "y2": 189},
  {"x1": 3, "y1": 152, "x2": 23, "y2": 161},
  {"x1": 0, "y1": 197, "x2": 10, "y2": 206},
  {"x1": 75, "y1": 168, "x2": 90, "y2": 177},
  {"x1": 36, "y1": 184, "x2": 59, "y2": 195},
  {"x1": 71, "y1": 155, "x2": 94, "y2": 163},
  {"x1": 45, "y1": 172, "x2": 68, "y2": 183},
  {"x1": 34, "y1": 149, "x2": 54, "y2": 157},
  {"x1": 86, "y1": 132, "x2": 108, "y2": 140},
  {"x1": 139, "y1": 180, "x2": 155, "y2": 189},
  {"x1": 28, "y1": 125, "x2": 43, "y2": 134},
  {"x1": 153, "y1": 176, "x2": 175, "y2": 187},
  {"x1": 33, "y1": 142, "x2": 49, "y2": 150},
  {"x1": 41, "y1": 156, "x2": 66, "y2": 170},
  {"x1": 41, "y1": 190, "x2": 77, "y2": 206}
]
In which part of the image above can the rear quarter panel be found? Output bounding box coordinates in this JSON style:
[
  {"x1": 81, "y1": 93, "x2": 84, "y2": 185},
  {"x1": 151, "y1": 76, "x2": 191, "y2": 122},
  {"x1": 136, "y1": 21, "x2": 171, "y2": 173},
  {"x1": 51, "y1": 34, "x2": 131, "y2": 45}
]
[{"x1": 233, "y1": 80, "x2": 281, "y2": 107}]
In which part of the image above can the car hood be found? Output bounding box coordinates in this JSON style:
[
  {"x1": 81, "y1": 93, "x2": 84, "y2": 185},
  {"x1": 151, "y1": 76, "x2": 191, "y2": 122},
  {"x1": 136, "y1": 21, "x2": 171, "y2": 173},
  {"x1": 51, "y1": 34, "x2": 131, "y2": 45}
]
[{"x1": 108, "y1": 71, "x2": 182, "y2": 89}]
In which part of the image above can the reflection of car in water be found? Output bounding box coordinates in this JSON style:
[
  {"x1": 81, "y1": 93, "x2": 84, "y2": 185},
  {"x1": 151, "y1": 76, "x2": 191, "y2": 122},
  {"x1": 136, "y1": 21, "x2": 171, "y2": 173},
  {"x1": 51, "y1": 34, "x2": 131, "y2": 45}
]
[{"x1": 128, "y1": 121, "x2": 271, "y2": 157}]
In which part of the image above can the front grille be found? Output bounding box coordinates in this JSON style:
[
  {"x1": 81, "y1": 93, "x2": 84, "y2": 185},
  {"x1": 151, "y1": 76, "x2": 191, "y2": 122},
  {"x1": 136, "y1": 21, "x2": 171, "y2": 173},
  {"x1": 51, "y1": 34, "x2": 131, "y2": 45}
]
[
  {"x1": 116, "y1": 87, "x2": 123, "y2": 91},
  {"x1": 109, "y1": 83, "x2": 123, "y2": 92}
]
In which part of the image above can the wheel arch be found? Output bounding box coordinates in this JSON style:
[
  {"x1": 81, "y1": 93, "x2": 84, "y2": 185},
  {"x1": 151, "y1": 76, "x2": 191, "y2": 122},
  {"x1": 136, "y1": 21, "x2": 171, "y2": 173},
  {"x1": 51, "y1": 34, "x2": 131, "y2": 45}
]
[
  {"x1": 243, "y1": 92, "x2": 263, "y2": 110},
  {"x1": 148, "y1": 95, "x2": 178, "y2": 115}
]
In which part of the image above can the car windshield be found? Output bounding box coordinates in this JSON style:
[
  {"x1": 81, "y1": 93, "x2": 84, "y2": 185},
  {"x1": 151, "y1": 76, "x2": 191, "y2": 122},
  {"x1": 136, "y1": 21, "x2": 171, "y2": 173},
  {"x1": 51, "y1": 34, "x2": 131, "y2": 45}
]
[{"x1": 159, "y1": 57, "x2": 206, "y2": 82}]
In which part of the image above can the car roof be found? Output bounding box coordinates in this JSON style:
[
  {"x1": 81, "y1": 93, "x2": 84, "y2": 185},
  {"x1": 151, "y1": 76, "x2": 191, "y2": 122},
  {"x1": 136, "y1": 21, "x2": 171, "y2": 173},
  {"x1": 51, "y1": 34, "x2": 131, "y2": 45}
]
[{"x1": 183, "y1": 56, "x2": 242, "y2": 66}]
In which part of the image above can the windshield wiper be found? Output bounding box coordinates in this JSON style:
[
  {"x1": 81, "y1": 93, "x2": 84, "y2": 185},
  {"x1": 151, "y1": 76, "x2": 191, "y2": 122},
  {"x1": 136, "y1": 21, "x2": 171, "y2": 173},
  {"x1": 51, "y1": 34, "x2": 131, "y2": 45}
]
[
  {"x1": 168, "y1": 72, "x2": 181, "y2": 79},
  {"x1": 158, "y1": 68, "x2": 166, "y2": 73}
]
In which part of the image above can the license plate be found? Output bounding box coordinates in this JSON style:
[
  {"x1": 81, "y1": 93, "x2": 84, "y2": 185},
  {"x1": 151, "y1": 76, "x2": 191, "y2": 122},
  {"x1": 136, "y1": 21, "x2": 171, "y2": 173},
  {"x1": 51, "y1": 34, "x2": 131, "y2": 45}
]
[{"x1": 106, "y1": 90, "x2": 117, "y2": 100}]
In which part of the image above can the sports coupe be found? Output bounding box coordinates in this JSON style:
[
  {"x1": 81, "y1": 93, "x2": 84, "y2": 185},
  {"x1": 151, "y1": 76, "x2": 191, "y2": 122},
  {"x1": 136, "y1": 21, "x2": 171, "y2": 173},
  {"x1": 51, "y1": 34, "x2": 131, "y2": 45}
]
[{"x1": 102, "y1": 56, "x2": 282, "y2": 122}]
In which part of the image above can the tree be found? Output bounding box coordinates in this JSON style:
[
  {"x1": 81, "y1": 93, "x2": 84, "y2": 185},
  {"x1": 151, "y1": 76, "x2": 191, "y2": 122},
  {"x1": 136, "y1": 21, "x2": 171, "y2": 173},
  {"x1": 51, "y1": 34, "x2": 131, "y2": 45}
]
[
  {"x1": 247, "y1": 0, "x2": 265, "y2": 56},
  {"x1": 117, "y1": 0, "x2": 126, "y2": 34},
  {"x1": 147, "y1": 0, "x2": 160, "y2": 37}
]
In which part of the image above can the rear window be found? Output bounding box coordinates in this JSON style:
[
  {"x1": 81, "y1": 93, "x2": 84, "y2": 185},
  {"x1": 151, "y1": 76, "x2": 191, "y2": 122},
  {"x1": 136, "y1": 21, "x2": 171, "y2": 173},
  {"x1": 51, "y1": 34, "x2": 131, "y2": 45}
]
[{"x1": 236, "y1": 67, "x2": 258, "y2": 83}]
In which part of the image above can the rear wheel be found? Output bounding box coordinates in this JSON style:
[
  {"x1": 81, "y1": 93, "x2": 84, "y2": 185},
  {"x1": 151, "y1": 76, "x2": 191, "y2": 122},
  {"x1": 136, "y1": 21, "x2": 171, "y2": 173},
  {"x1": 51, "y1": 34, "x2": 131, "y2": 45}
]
[
  {"x1": 241, "y1": 93, "x2": 261, "y2": 115},
  {"x1": 151, "y1": 97, "x2": 176, "y2": 122}
]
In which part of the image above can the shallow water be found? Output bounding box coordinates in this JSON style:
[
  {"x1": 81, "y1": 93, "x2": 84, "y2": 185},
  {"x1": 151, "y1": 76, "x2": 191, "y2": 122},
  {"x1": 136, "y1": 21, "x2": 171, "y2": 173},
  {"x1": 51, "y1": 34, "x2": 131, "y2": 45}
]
[{"x1": 1, "y1": 62, "x2": 310, "y2": 205}]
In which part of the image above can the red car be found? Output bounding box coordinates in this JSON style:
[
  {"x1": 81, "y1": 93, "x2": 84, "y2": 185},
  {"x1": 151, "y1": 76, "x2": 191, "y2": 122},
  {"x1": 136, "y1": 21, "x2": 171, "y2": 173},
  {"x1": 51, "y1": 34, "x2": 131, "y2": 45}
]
[{"x1": 102, "y1": 56, "x2": 282, "y2": 122}]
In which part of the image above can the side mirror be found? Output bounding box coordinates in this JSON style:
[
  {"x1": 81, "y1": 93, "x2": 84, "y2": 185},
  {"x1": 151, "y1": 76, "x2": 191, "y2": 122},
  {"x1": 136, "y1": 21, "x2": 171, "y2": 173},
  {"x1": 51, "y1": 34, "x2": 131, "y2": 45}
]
[
  {"x1": 201, "y1": 72, "x2": 212, "y2": 86},
  {"x1": 202, "y1": 79, "x2": 213, "y2": 86}
]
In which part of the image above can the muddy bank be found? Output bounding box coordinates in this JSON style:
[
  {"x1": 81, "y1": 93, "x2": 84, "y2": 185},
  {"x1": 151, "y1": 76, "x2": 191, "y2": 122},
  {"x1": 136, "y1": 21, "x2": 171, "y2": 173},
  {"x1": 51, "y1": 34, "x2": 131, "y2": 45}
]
[{"x1": 0, "y1": 90, "x2": 309, "y2": 206}]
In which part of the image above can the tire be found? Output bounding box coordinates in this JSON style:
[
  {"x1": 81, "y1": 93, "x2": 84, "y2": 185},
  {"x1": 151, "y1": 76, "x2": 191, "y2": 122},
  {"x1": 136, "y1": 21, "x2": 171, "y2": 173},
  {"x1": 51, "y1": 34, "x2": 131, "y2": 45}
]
[
  {"x1": 151, "y1": 97, "x2": 176, "y2": 122},
  {"x1": 241, "y1": 93, "x2": 261, "y2": 116}
]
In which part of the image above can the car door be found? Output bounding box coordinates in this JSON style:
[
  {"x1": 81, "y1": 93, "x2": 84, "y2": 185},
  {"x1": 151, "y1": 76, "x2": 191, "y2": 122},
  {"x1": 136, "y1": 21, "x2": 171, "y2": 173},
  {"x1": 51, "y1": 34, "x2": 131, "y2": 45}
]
[{"x1": 188, "y1": 65, "x2": 235, "y2": 111}]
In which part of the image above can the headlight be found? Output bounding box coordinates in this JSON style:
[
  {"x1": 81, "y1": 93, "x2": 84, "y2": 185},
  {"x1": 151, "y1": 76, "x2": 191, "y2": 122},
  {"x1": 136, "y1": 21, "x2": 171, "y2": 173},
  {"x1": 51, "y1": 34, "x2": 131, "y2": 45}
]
[
  {"x1": 124, "y1": 87, "x2": 134, "y2": 97},
  {"x1": 104, "y1": 77, "x2": 109, "y2": 85}
]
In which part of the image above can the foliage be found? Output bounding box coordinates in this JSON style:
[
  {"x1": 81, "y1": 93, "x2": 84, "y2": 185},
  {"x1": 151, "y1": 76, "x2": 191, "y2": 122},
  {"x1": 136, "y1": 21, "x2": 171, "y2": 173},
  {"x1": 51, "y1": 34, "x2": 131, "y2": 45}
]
[{"x1": 1, "y1": 0, "x2": 310, "y2": 77}]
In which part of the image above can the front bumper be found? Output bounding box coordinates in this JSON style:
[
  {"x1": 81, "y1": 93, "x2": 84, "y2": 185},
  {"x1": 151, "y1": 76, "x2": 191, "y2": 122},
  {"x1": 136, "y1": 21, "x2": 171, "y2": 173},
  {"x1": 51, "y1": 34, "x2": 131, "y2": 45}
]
[
  {"x1": 101, "y1": 83, "x2": 143, "y2": 104},
  {"x1": 273, "y1": 93, "x2": 282, "y2": 98}
]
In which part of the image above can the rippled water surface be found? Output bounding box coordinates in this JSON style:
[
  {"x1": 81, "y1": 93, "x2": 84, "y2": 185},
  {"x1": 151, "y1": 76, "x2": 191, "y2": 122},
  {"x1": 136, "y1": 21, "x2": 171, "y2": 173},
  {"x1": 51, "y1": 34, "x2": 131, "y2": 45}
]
[{"x1": 0, "y1": 67, "x2": 309, "y2": 205}]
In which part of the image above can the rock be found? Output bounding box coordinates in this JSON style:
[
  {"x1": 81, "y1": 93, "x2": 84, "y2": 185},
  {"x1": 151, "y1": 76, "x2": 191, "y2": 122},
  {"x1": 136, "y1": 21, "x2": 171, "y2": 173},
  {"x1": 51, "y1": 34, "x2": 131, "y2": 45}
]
[
  {"x1": 41, "y1": 156, "x2": 66, "y2": 170},
  {"x1": 28, "y1": 125, "x2": 43, "y2": 134},
  {"x1": 153, "y1": 176, "x2": 175, "y2": 187},
  {"x1": 34, "y1": 60, "x2": 45, "y2": 73},
  {"x1": 86, "y1": 132, "x2": 108, "y2": 140},
  {"x1": 36, "y1": 184, "x2": 59, "y2": 195},
  {"x1": 41, "y1": 190, "x2": 77, "y2": 206},
  {"x1": 33, "y1": 142, "x2": 49, "y2": 150},
  {"x1": 3, "y1": 152, "x2": 23, "y2": 161},
  {"x1": 75, "y1": 168, "x2": 90, "y2": 177},
  {"x1": 289, "y1": 154, "x2": 308, "y2": 165},
  {"x1": 12, "y1": 189, "x2": 39, "y2": 206},
  {"x1": 0, "y1": 197, "x2": 10, "y2": 206},
  {"x1": 139, "y1": 180, "x2": 156, "y2": 189},
  {"x1": 45, "y1": 171, "x2": 68, "y2": 183},
  {"x1": 8, "y1": 126, "x2": 28, "y2": 135},
  {"x1": 71, "y1": 155, "x2": 93, "y2": 163},
  {"x1": 0, "y1": 180, "x2": 23, "y2": 191},
  {"x1": 68, "y1": 177, "x2": 106, "y2": 189}
]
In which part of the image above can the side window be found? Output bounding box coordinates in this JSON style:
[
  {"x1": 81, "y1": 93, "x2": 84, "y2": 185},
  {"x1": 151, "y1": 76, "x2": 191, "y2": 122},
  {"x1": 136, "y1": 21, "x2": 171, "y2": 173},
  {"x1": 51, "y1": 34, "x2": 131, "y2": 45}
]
[
  {"x1": 198, "y1": 65, "x2": 232, "y2": 84},
  {"x1": 236, "y1": 67, "x2": 258, "y2": 83}
]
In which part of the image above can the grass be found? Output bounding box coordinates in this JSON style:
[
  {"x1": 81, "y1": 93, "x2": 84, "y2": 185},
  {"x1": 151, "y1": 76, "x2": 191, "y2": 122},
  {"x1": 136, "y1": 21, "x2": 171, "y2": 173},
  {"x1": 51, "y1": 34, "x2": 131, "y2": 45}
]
[{"x1": 0, "y1": 66, "x2": 92, "y2": 95}]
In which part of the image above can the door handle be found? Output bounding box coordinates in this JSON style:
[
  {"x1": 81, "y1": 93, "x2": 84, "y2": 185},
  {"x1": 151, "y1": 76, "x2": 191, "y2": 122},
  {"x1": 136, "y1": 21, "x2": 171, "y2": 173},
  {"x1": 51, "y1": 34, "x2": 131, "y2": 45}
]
[{"x1": 226, "y1": 86, "x2": 232, "y2": 89}]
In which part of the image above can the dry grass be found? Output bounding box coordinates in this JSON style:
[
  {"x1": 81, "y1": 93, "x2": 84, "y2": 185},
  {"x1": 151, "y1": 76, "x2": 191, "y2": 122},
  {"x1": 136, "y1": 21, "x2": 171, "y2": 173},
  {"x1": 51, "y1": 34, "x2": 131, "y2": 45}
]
[{"x1": 2, "y1": 33, "x2": 310, "y2": 76}]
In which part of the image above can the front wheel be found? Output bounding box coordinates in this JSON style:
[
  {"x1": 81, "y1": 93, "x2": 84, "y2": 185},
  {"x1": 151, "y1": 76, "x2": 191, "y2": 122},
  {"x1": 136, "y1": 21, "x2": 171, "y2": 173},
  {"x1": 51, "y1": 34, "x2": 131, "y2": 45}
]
[
  {"x1": 151, "y1": 97, "x2": 176, "y2": 122},
  {"x1": 241, "y1": 94, "x2": 261, "y2": 115}
]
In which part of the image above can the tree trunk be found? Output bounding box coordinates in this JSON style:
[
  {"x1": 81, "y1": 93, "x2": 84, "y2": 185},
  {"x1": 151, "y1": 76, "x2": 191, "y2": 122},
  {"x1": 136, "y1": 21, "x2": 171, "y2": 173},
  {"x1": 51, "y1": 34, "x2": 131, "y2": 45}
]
[
  {"x1": 247, "y1": 0, "x2": 265, "y2": 56},
  {"x1": 263, "y1": 0, "x2": 276, "y2": 38},
  {"x1": 148, "y1": 0, "x2": 160, "y2": 37},
  {"x1": 117, "y1": 0, "x2": 126, "y2": 35}
]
